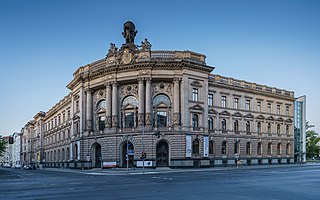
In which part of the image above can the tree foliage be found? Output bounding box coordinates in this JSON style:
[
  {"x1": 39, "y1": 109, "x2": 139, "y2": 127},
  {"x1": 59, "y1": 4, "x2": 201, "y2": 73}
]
[
  {"x1": 306, "y1": 130, "x2": 320, "y2": 159},
  {"x1": 0, "y1": 137, "x2": 6, "y2": 156}
]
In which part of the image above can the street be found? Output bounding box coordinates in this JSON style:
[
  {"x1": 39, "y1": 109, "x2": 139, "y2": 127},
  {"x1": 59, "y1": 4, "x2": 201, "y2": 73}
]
[{"x1": 1, "y1": 164, "x2": 320, "y2": 200}]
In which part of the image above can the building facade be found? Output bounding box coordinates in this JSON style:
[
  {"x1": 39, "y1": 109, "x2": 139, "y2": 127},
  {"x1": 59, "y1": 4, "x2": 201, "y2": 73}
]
[
  {"x1": 21, "y1": 22, "x2": 295, "y2": 168},
  {"x1": 12, "y1": 132, "x2": 22, "y2": 167},
  {"x1": 294, "y1": 96, "x2": 306, "y2": 163}
]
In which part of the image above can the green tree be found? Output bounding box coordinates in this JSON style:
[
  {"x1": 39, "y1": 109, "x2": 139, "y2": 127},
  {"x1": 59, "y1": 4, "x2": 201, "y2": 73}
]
[
  {"x1": 0, "y1": 137, "x2": 6, "y2": 156},
  {"x1": 306, "y1": 130, "x2": 320, "y2": 159}
]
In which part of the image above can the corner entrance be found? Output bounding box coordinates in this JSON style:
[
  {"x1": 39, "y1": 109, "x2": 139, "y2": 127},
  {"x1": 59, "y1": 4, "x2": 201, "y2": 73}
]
[
  {"x1": 156, "y1": 141, "x2": 169, "y2": 167},
  {"x1": 121, "y1": 141, "x2": 134, "y2": 168}
]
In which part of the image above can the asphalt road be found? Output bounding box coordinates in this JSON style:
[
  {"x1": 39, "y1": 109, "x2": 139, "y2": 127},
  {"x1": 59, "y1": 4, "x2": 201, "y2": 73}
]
[{"x1": 1, "y1": 164, "x2": 320, "y2": 200}]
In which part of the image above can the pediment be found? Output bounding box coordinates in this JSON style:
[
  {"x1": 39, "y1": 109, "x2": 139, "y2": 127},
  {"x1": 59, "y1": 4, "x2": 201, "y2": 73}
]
[
  {"x1": 208, "y1": 108, "x2": 218, "y2": 114},
  {"x1": 123, "y1": 104, "x2": 136, "y2": 109},
  {"x1": 232, "y1": 112, "x2": 243, "y2": 118},
  {"x1": 219, "y1": 110, "x2": 231, "y2": 116},
  {"x1": 266, "y1": 116, "x2": 275, "y2": 121},
  {"x1": 256, "y1": 115, "x2": 265, "y2": 120},
  {"x1": 190, "y1": 104, "x2": 204, "y2": 111},
  {"x1": 276, "y1": 117, "x2": 284, "y2": 122},
  {"x1": 244, "y1": 113, "x2": 254, "y2": 119},
  {"x1": 96, "y1": 107, "x2": 106, "y2": 113},
  {"x1": 285, "y1": 118, "x2": 293, "y2": 123}
]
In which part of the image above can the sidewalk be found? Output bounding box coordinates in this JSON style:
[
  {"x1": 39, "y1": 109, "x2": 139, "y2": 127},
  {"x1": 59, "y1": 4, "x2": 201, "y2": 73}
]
[{"x1": 42, "y1": 163, "x2": 315, "y2": 176}]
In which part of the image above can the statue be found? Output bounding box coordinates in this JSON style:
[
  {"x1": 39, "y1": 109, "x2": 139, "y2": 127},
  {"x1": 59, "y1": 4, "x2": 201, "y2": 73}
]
[
  {"x1": 122, "y1": 21, "x2": 137, "y2": 44},
  {"x1": 106, "y1": 43, "x2": 118, "y2": 57},
  {"x1": 141, "y1": 38, "x2": 152, "y2": 51}
]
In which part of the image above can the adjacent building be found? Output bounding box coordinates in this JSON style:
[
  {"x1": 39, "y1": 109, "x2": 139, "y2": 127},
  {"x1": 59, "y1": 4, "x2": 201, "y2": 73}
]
[
  {"x1": 294, "y1": 95, "x2": 306, "y2": 163},
  {"x1": 18, "y1": 22, "x2": 299, "y2": 168}
]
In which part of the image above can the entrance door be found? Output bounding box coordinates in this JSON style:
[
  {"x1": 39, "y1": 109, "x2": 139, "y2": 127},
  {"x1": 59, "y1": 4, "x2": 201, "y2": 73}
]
[
  {"x1": 94, "y1": 144, "x2": 102, "y2": 168},
  {"x1": 122, "y1": 141, "x2": 134, "y2": 168},
  {"x1": 156, "y1": 141, "x2": 169, "y2": 167}
]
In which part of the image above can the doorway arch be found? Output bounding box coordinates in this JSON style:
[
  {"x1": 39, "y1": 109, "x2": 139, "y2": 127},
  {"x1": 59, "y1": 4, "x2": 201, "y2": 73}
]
[
  {"x1": 121, "y1": 141, "x2": 134, "y2": 168},
  {"x1": 91, "y1": 143, "x2": 102, "y2": 168},
  {"x1": 156, "y1": 140, "x2": 169, "y2": 167}
]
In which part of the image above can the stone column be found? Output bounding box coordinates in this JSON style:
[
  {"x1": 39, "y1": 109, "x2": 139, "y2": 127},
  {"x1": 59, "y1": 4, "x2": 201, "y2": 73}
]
[
  {"x1": 105, "y1": 83, "x2": 112, "y2": 128},
  {"x1": 145, "y1": 78, "x2": 152, "y2": 127},
  {"x1": 86, "y1": 89, "x2": 92, "y2": 131},
  {"x1": 138, "y1": 78, "x2": 145, "y2": 126},
  {"x1": 173, "y1": 78, "x2": 180, "y2": 129},
  {"x1": 112, "y1": 82, "x2": 118, "y2": 128}
]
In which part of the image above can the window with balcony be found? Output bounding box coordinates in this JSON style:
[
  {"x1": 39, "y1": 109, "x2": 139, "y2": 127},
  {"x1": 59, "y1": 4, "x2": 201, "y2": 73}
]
[
  {"x1": 221, "y1": 119, "x2": 227, "y2": 133},
  {"x1": 192, "y1": 88, "x2": 198, "y2": 101}
]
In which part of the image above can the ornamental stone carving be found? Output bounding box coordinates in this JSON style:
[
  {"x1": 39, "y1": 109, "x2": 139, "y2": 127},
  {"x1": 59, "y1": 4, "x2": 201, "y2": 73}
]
[
  {"x1": 120, "y1": 84, "x2": 138, "y2": 99},
  {"x1": 94, "y1": 89, "x2": 106, "y2": 105},
  {"x1": 152, "y1": 82, "x2": 173, "y2": 97}
]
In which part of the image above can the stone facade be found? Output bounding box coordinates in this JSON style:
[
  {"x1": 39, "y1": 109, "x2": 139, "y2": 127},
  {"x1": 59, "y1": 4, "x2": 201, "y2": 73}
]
[{"x1": 20, "y1": 22, "x2": 295, "y2": 168}]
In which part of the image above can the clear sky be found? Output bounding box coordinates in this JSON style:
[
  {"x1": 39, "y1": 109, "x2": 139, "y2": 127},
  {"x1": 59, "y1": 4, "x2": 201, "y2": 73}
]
[{"x1": 0, "y1": 0, "x2": 319, "y2": 135}]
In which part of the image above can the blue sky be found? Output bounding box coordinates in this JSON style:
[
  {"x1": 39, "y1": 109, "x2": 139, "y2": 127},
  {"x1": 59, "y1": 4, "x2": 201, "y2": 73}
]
[{"x1": 0, "y1": 0, "x2": 319, "y2": 135}]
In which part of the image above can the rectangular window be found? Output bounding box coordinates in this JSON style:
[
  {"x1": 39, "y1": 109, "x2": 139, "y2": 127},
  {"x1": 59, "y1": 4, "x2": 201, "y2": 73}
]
[
  {"x1": 192, "y1": 88, "x2": 198, "y2": 101},
  {"x1": 268, "y1": 103, "x2": 271, "y2": 113},
  {"x1": 125, "y1": 112, "x2": 134, "y2": 128},
  {"x1": 245, "y1": 99, "x2": 250, "y2": 111},
  {"x1": 286, "y1": 106, "x2": 289, "y2": 116},
  {"x1": 221, "y1": 96, "x2": 226, "y2": 108},
  {"x1": 63, "y1": 113, "x2": 65, "y2": 122},
  {"x1": 277, "y1": 105, "x2": 281, "y2": 115},
  {"x1": 257, "y1": 102, "x2": 261, "y2": 112},
  {"x1": 157, "y1": 111, "x2": 167, "y2": 127},
  {"x1": 234, "y1": 98, "x2": 239, "y2": 109},
  {"x1": 67, "y1": 110, "x2": 71, "y2": 120},
  {"x1": 208, "y1": 94, "x2": 213, "y2": 106}
]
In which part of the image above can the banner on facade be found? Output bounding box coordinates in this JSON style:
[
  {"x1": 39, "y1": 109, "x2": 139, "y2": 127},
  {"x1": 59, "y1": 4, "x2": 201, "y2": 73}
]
[
  {"x1": 77, "y1": 140, "x2": 80, "y2": 160},
  {"x1": 203, "y1": 136, "x2": 209, "y2": 157},
  {"x1": 186, "y1": 134, "x2": 192, "y2": 157}
]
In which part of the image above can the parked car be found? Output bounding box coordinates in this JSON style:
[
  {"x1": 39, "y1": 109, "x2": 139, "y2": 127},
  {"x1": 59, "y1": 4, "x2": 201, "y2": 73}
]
[
  {"x1": 3, "y1": 163, "x2": 11, "y2": 168},
  {"x1": 14, "y1": 164, "x2": 22, "y2": 169},
  {"x1": 24, "y1": 164, "x2": 36, "y2": 170}
]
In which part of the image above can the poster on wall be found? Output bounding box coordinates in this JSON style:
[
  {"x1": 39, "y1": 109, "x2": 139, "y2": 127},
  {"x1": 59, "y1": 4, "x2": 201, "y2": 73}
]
[
  {"x1": 186, "y1": 134, "x2": 192, "y2": 157},
  {"x1": 70, "y1": 143, "x2": 73, "y2": 160},
  {"x1": 203, "y1": 136, "x2": 209, "y2": 157}
]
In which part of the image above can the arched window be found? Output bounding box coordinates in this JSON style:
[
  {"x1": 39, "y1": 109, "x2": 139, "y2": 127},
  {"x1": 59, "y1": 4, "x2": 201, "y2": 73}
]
[
  {"x1": 234, "y1": 141, "x2": 240, "y2": 154},
  {"x1": 221, "y1": 119, "x2": 226, "y2": 133},
  {"x1": 192, "y1": 114, "x2": 199, "y2": 130},
  {"x1": 209, "y1": 141, "x2": 215, "y2": 155},
  {"x1": 246, "y1": 142, "x2": 251, "y2": 155},
  {"x1": 268, "y1": 143, "x2": 272, "y2": 155},
  {"x1": 122, "y1": 96, "x2": 139, "y2": 128},
  {"x1": 234, "y1": 120, "x2": 239, "y2": 134},
  {"x1": 74, "y1": 144, "x2": 78, "y2": 160},
  {"x1": 153, "y1": 94, "x2": 171, "y2": 128},
  {"x1": 257, "y1": 142, "x2": 262, "y2": 155},
  {"x1": 67, "y1": 147, "x2": 70, "y2": 161},
  {"x1": 246, "y1": 121, "x2": 250, "y2": 135},
  {"x1": 153, "y1": 94, "x2": 170, "y2": 106},
  {"x1": 257, "y1": 122, "x2": 261, "y2": 134},
  {"x1": 208, "y1": 117, "x2": 214, "y2": 131},
  {"x1": 192, "y1": 139, "x2": 200, "y2": 155},
  {"x1": 123, "y1": 96, "x2": 138, "y2": 107},
  {"x1": 96, "y1": 100, "x2": 106, "y2": 110},
  {"x1": 221, "y1": 141, "x2": 227, "y2": 155},
  {"x1": 268, "y1": 123, "x2": 271, "y2": 135},
  {"x1": 286, "y1": 143, "x2": 291, "y2": 155},
  {"x1": 277, "y1": 143, "x2": 281, "y2": 155}
]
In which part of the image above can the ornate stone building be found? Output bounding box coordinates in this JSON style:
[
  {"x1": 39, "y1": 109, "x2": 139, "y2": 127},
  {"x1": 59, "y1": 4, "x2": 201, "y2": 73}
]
[{"x1": 22, "y1": 21, "x2": 295, "y2": 168}]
